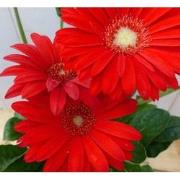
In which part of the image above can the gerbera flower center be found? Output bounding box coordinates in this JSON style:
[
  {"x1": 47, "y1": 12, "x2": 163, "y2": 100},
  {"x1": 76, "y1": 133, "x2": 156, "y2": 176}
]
[
  {"x1": 113, "y1": 27, "x2": 137, "y2": 48},
  {"x1": 61, "y1": 100, "x2": 96, "y2": 136},
  {"x1": 73, "y1": 115, "x2": 84, "y2": 127},
  {"x1": 104, "y1": 15, "x2": 150, "y2": 54},
  {"x1": 48, "y1": 63, "x2": 77, "y2": 82}
]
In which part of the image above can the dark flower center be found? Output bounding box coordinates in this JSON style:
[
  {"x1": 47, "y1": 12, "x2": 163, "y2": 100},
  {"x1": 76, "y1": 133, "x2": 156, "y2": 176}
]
[
  {"x1": 60, "y1": 100, "x2": 96, "y2": 136},
  {"x1": 104, "y1": 15, "x2": 150, "y2": 54},
  {"x1": 48, "y1": 63, "x2": 77, "y2": 83}
]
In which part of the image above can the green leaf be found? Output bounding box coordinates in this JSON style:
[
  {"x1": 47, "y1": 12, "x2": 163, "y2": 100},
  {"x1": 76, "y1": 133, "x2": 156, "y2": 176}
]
[
  {"x1": 119, "y1": 103, "x2": 156, "y2": 123},
  {"x1": 129, "y1": 108, "x2": 170, "y2": 147},
  {"x1": 132, "y1": 142, "x2": 146, "y2": 163},
  {"x1": 4, "y1": 158, "x2": 43, "y2": 172},
  {"x1": 155, "y1": 116, "x2": 180, "y2": 142},
  {"x1": 146, "y1": 141, "x2": 171, "y2": 158},
  {"x1": 3, "y1": 117, "x2": 22, "y2": 141},
  {"x1": 124, "y1": 162, "x2": 153, "y2": 172},
  {"x1": 140, "y1": 165, "x2": 153, "y2": 172},
  {"x1": 0, "y1": 145, "x2": 26, "y2": 171},
  {"x1": 146, "y1": 116, "x2": 180, "y2": 157}
]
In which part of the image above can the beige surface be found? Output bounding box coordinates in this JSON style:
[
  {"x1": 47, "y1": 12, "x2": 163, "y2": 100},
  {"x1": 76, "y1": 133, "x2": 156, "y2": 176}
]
[
  {"x1": 0, "y1": 109, "x2": 14, "y2": 144},
  {"x1": 0, "y1": 109, "x2": 180, "y2": 171},
  {"x1": 147, "y1": 140, "x2": 180, "y2": 172}
]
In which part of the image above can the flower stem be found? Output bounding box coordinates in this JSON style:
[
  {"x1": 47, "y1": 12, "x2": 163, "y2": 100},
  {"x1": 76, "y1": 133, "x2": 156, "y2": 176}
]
[
  {"x1": 14, "y1": 7, "x2": 27, "y2": 44},
  {"x1": 56, "y1": 7, "x2": 64, "y2": 28}
]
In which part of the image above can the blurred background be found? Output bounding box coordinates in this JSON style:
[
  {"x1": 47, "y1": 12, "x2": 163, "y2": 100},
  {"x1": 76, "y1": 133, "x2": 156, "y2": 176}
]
[{"x1": 0, "y1": 8, "x2": 180, "y2": 171}]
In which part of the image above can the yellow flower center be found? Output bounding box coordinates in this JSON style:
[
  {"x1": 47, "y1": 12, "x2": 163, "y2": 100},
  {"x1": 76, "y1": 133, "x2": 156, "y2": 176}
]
[
  {"x1": 113, "y1": 27, "x2": 137, "y2": 49},
  {"x1": 73, "y1": 115, "x2": 84, "y2": 127}
]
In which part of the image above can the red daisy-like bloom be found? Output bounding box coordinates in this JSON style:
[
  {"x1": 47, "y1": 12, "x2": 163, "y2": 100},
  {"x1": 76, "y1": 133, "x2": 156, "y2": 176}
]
[
  {"x1": 12, "y1": 94, "x2": 141, "y2": 172},
  {"x1": 55, "y1": 8, "x2": 180, "y2": 100},
  {"x1": 1, "y1": 33, "x2": 88, "y2": 115}
]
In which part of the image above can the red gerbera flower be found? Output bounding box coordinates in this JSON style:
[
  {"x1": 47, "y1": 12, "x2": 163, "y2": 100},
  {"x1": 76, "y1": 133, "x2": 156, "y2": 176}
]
[
  {"x1": 12, "y1": 94, "x2": 141, "y2": 172},
  {"x1": 55, "y1": 8, "x2": 180, "y2": 100},
  {"x1": 1, "y1": 33, "x2": 88, "y2": 115}
]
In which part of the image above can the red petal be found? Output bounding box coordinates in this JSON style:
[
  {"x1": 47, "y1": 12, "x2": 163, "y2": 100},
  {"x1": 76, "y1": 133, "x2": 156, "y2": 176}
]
[
  {"x1": 75, "y1": 47, "x2": 105, "y2": 70},
  {"x1": 124, "y1": 151, "x2": 133, "y2": 161},
  {"x1": 24, "y1": 146, "x2": 40, "y2": 163},
  {"x1": 15, "y1": 72, "x2": 46, "y2": 84},
  {"x1": 83, "y1": 155, "x2": 93, "y2": 172},
  {"x1": 15, "y1": 121, "x2": 29, "y2": 133},
  {"x1": 43, "y1": 144, "x2": 70, "y2": 172},
  {"x1": 112, "y1": 137, "x2": 135, "y2": 151},
  {"x1": 88, "y1": 8, "x2": 109, "y2": 27},
  {"x1": 91, "y1": 50, "x2": 115, "y2": 76},
  {"x1": 46, "y1": 78, "x2": 60, "y2": 92},
  {"x1": 102, "y1": 58, "x2": 119, "y2": 94},
  {"x1": 110, "y1": 81, "x2": 124, "y2": 100},
  {"x1": 5, "y1": 84, "x2": 22, "y2": 99},
  {"x1": 151, "y1": 28, "x2": 180, "y2": 40},
  {"x1": 57, "y1": 28, "x2": 101, "y2": 47},
  {"x1": 103, "y1": 99, "x2": 137, "y2": 119},
  {"x1": 83, "y1": 136, "x2": 109, "y2": 172},
  {"x1": 150, "y1": 39, "x2": 180, "y2": 47},
  {"x1": 107, "y1": 154, "x2": 124, "y2": 171},
  {"x1": 50, "y1": 88, "x2": 66, "y2": 115},
  {"x1": 134, "y1": 61, "x2": 152, "y2": 100},
  {"x1": 11, "y1": 44, "x2": 48, "y2": 69},
  {"x1": 147, "y1": 71, "x2": 168, "y2": 91},
  {"x1": 134, "y1": 54, "x2": 155, "y2": 72},
  {"x1": 117, "y1": 55, "x2": 126, "y2": 77},
  {"x1": 57, "y1": 45, "x2": 92, "y2": 59},
  {"x1": 121, "y1": 58, "x2": 136, "y2": 96},
  {"x1": 0, "y1": 65, "x2": 24, "y2": 76},
  {"x1": 96, "y1": 121, "x2": 142, "y2": 141},
  {"x1": 64, "y1": 81, "x2": 79, "y2": 100},
  {"x1": 143, "y1": 8, "x2": 171, "y2": 26},
  {"x1": 4, "y1": 54, "x2": 37, "y2": 68},
  {"x1": 68, "y1": 137, "x2": 84, "y2": 171},
  {"x1": 105, "y1": 8, "x2": 119, "y2": 19},
  {"x1": 139, "y1": 50, "x2": 174, "y2": 77},
  {"x1": 12, "y1": 101, "x2": 52, "y2": 122},
  {"x1": 61, "y1": 8, "x2": 103, "y2": 34},
  {"x1": 36, "y1": 136, "x2": 68, "y2": 162},
  {"x1": 145, "y1": 47, "x2": 180, "y2": 73},
  {"x1": 149, "y1": 15, "x2": 180, "y2": 34},
  {"x1": 91, "y1": 130, "x2": 126, "y2": 161},
  {"x1": 90, "y1": 72, "x2": 104, "y2": 95},
  {"x1": 21, "y1": 81, "x2": 46, "y2": 99},
  {"x1": 31, "y1": 33, "x2": 55, "y2": 65}
]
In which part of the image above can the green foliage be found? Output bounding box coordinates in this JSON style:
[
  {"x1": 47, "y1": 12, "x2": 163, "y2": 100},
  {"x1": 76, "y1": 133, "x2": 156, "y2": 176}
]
[
  {"x1": 0, "y1": 145, "x2": 26, "y2": 171},
  {"x1": 146, "y1": 141, "x2": 171, "y2": 158},
  {"x1": 132, "y1": 142, "x2": 146, "y2": 163},
  {"x1": 119, "y1": 103, "x2": 156, "y2": 123},
  {"x1": 129, "y1": 108, "x2": 170, "y2": 147},
  {"x1": 118, "y1": 104, "x2": 180, "y2": 171},
  {"x1": 4, "y1": 158, "x2": 43, "y2": 172},
  {"x1": 146, "y1": 116, "x2": 180, "y2": 157},
  {"x1": 155, "y1": 116, "x2": 180, "y2": 142},
  {"x1": 0, "y1": 145, "x2": 43, "y2": 172},
  {"x1": 124, "y1": 162, "x2": 153, "y2": 172},
  {"x1": 3, "y1": 117, "x2": 22, "y2": 141}
]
